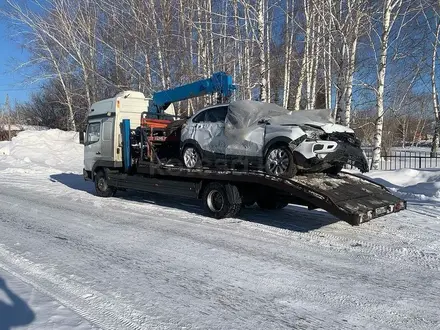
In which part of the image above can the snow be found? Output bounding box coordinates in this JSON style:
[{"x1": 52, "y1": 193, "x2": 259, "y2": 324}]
[
  {"x1": 0, "y1": 129, "x2": 83, "y2": 174},
  {"x1": 0, "y1": 129, "x2": 439, "y2": 329},
  {"x1": 366, "y1": 168, "x2": 440, "y2": 201},
  {"x1": 0, "y1": 269, "x2": 94, "y2": 329}
]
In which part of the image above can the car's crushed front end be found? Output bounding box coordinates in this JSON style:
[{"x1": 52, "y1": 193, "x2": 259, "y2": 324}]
[
  {"x1": 322, "y1": 131, "x2": 369, "y2": 173},
  {"x1": 290, "y1": 124, "x2": 369, "y2": 173},
  {"x1": 225, "y1": 100, "x2": 369, "y2": 175}
]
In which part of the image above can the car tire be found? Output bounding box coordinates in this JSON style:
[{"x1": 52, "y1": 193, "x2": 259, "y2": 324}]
[
  {"x1": 94, "y1": 171, "x2": 117, "y2": 197},
  {"x1": 264, "y1": 145, "x2": 297, "y2": 178},
  {"x1": 257, "y1": 198, "x2": 288, "y2": 210},
  {"x1": 182, "y1": 145, "x2": 202, "y2": 169},
  {"x1": 202, "y1": 182, "x2": 241, "y2": 218}
]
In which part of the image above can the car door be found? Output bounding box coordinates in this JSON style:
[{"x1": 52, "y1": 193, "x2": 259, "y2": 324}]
[
  {"x1": 225, "y1": 117, "x2": 265, "y2": 158},
  {"x1": 84, "y1": 121, "x2": 102, "y2": 171},
  {"x1": 205, "y1": 106, "x2": 228, "y2": 155},
  {"x1": 190, "y1": 109, "x2": 209, "y2": 145}
]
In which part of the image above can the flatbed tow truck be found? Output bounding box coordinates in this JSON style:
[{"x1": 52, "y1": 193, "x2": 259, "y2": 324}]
[{"x1": 83, "y1": 72, "x2": 406, "y2": 226}]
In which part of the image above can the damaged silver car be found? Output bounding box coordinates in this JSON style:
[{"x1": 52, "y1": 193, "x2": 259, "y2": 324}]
[{"x1": 180, "y1": 100, "x2": 369, "y2": 177}]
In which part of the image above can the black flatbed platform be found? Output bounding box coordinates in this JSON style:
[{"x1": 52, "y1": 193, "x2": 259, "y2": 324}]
[{"x1": 107, "y1": 162, "x2": 406, "y2": 226}]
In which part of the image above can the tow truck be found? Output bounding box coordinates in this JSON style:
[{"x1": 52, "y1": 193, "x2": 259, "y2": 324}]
[{"x1": 83, "y1": 72, "x2": 406, "y2": 226}]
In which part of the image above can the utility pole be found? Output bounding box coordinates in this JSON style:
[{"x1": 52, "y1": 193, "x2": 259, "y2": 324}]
[{"x1": 5, "y1": 94, "x2": 11, "y2": 141}]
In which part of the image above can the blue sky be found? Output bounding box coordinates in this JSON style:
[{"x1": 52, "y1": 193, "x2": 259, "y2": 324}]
[{"x1": 0, "y1": 13, "x2": 34, "y2": 106}]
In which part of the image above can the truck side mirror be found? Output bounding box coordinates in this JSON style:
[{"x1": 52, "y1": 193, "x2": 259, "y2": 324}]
[{"x1": 79, "y1": 131, "x2": 85, "y2": 145}]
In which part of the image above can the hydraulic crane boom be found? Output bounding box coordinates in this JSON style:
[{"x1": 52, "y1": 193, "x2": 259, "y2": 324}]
[{"x1": 150, "y1": 72, "x2": 236, "y2": 114}]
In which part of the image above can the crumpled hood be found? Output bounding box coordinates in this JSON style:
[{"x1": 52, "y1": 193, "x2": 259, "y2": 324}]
[
  {"x1": 305, "y1": 122, "x2": 354, "y2": 134},
  {"x1": 268, "y1": 114, "x2": 354, "y2": 134}
]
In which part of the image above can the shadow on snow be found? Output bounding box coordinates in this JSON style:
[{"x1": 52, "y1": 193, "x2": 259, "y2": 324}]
[
  {"x1": 0, "y1": 276, "x2": 35, "y2": 330},
  {"x1": 50, "y1": 173, "x2": 96, "y2": 194},
  {"x1": 50, "y1": 173, "x2": 340, "y2": 232}
]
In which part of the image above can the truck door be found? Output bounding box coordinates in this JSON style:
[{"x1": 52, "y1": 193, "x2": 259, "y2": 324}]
[
  {"x1": 84, "y1": 121, "x2": 102, "y2": 172},
  {"x1": 100, "y1": 117, "x2": 114, "y2": 161}
]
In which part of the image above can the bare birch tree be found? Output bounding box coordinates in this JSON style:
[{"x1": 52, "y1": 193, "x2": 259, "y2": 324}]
[{"x1": 371, "y1": 0, "x2": 404, "y2": 170}]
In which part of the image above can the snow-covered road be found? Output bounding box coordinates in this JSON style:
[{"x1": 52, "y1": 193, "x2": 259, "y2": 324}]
[
  {"x1": 0, "y1": 130, "x2": 439, "y2": 329},
  {"x1": 0, "y1": 170, "x2": 439, "y2": 329}
]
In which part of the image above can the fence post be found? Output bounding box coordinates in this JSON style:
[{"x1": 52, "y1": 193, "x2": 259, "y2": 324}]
[{"x1": 419, "y1": 156, "x2": 422, "y2": 169}]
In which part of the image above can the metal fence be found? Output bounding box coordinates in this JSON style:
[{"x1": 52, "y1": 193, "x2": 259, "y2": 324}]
[{"x1": 349, "y1": 149, "x2": 440, "y2": 171}]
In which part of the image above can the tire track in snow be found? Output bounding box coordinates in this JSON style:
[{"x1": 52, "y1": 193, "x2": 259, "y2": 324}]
[
  {"x1": 3, "y1": 173, "x2": 440, "y2": 272},
  {"x1": 232, "y1": 214, "x2": 440, "y2": 271},
  {"x1": 1, "y1": 174, "x2": 439, "y2": 329}
]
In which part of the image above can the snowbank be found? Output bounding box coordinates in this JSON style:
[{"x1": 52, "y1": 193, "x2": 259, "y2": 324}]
[
  {"x1": 366, "y1": 168, "x2": 440, "y2": 201},
  {"x1": 0, "y1": 129, "x2": 83, "y2": 174}
]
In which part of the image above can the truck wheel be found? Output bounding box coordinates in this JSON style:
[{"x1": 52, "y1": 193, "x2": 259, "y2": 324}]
[
  {"x1": 264, "y1": 145, "x2": 297, "y2": 178},
  {"x1": 257, "y1": 198, "x2": 288, "y2": 210},
  {"x1": 94, "y1": 171, "x2": 116, "y2": 197},
  {"x1": 202, "y1": 182, "x2": 241, "y2": 219},
  {"x1": 183, "y1": 146, "x2": 202, "y2": 169}
]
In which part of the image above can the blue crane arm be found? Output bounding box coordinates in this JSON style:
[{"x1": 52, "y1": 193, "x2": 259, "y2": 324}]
[{"x1": 150, "y1": 72, "x2": 236, "y2": 113}]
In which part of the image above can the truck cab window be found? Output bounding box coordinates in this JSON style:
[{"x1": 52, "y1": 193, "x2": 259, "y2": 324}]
[
  {"x1": 86, "y1": 122, "x2": 101, "y2": 145},
  {"x1": 103, "y1": 121, "x2": 113, "y2": 141}
]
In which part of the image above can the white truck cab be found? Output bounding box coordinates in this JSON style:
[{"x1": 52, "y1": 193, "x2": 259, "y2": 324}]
[{"x1": 83, "y1": 91, "x2": 150, "y2": 179}]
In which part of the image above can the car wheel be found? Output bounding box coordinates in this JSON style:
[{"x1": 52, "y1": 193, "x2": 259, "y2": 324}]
[
  {"x1": 183, "y1": 146, "x2": 202, "y2": 169},
  {"x1": 264, "y1": 145, "x2": 297, "y2": 178},
  {"x1": 94, "y1": 171, "x2": 116, "y2": 197}
]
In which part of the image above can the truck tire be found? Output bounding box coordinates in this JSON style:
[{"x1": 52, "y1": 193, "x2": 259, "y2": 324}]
[
  {"x1": 257, "y1": 198, "x2": 288, "y2": 210},
  {"x1": 202, "y1": 182, "x2": 241, "y2": 219},
  {"x1": 94, "y1": 171, "x2": 117, "y2": 197}
]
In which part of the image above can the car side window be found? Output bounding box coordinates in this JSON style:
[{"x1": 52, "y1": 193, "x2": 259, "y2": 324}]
[
  {"x1": 192, "y1": 110, "x2": 207, "y2": 123},
  {"x1": 205, "y1": 106, "x2": 228, "y2": 123},
  {"x1": 86, "y1": 122, "x2": 101, "y2": 145}
]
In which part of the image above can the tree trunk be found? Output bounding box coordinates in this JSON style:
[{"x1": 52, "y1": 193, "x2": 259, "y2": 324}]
[
  {"x1": 148, "y1": 0, "x2": 167, "y2": 89},
  {"x1": 372, "y1": 0, "x2": 401, "y2": 170},
  {"x1": 244, "y1": 4, "x2": 251, "y2": 99},
  {"x1": 324, "y1": 0, "x2": 332, "y2": 110},
  {"x1": 233, "y1": 0, "x2": 241, "y2": 100},
  {"x1": 294, "y1": 0, "x2": 311, "y2": 111},
  {"x1": 282, "y1": 0, "x2": 291, "y2": 108},
  {"x1": 431, "y1": 20, "x2": 440, "y2": 156},
  {"x1": 257, "y1": 0, "x2": 267, "y2": 102},
  {"x1": 343, "y1": 37, "x2": 358, "y2": 126},
  {"x1": 266, "y1": 0, "x2": 271, "y2": 102}
]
